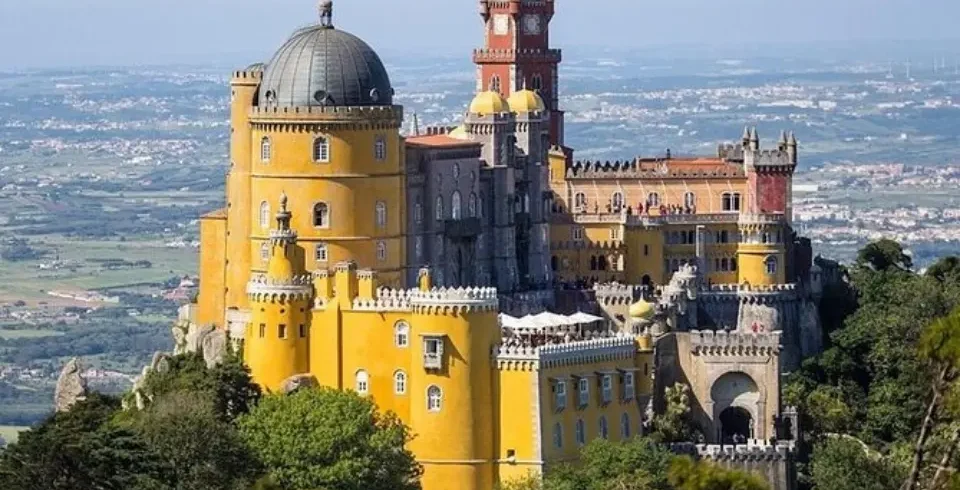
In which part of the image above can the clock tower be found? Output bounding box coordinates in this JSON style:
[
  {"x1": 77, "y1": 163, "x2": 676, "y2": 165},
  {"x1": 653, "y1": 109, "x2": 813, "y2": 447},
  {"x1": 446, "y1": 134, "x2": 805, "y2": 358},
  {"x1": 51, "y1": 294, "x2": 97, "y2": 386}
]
[{"x1": 475, "y1": 0, "x2": 565, "y2": 146}]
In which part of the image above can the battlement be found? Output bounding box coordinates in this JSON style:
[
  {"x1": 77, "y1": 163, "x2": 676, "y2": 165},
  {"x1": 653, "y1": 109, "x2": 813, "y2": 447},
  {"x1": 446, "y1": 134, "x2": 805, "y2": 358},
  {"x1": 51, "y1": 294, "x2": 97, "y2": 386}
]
[
  {"x1": 410, "y1": 286, "x2": 499, "y2": 313},
  {"x1": 246, "y1": 273, "x2": 313, "y2": 302},
  {"x1": 494, "y1": 333, "x2": 637, "y2": 368},
  {"x1": 672, "y1": 442, "x2": 795, "y2": 462},
  {"x1": 352, "y1": 288, "x2": 414, "y2": 312},
  {"x1": 565, "y1": 158, "x2": 745, "y2": 180},
  {"x1": 231, "y1": 70, "x2": 263, "y2": 83},
  {"x1": 689, "y1": 330, "x2": 780, "y2": 356},
  {"x1": 699, "y1": 283, "x2": 798, "y2": 294},
  {"x1": 737, "y1": 213, "x2": 786, "y2": 227},
  {"x1": 472, "y1": 48, "x2": 562, "y2": 64},
  {"x1": 248, "y1": 104, "x2": 403, "y2": 125},
  {"x1": 593, "y1": 283, "x2": 645, "y2": 304}
]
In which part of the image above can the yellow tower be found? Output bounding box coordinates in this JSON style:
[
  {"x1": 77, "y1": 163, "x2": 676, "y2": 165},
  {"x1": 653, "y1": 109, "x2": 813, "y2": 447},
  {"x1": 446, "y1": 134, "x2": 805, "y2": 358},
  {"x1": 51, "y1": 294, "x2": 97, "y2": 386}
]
[
  {"x1": 406, "y1": 270, "x2": 501, "y2": 490},
  {"x1": 736, "y1": 215, "x2": 786, "y2": 286},
  {"x1": 244, "y1": 3, "x2": 405, "y2": 288},
  {"x1": 245, "y1": 193, "x2": 312, "y2": 391}
]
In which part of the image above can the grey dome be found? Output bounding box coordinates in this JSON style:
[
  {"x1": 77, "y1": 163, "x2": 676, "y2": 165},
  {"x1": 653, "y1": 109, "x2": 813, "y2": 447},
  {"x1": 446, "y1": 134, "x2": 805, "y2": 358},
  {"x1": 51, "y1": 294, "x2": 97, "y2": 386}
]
[{"x1": 259, "y1": 25, "x2": 393, "y2": 108}]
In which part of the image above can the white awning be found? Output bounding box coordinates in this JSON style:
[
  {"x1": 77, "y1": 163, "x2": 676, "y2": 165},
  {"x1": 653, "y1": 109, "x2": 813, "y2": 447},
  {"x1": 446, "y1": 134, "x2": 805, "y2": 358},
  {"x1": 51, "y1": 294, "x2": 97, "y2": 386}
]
[{"x1": 568, "y1": 311, "x2": 604, "y2": 324}]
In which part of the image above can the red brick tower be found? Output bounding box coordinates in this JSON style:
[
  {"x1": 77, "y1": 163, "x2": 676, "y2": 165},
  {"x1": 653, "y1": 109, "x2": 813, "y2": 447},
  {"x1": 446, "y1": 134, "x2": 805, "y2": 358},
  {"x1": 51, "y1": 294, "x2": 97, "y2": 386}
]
[{"x1": 475, "y1": 0, "x2": 565, "y2": 146}]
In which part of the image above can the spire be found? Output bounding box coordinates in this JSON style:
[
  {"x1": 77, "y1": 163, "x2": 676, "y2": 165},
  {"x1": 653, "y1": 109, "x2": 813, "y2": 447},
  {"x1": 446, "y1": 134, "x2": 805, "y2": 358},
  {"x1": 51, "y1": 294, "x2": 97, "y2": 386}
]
[
  {"x1": 412, "y1": 112, "x2": 421, "y2": 136},
  {"x1": 319, "y1": 0, "x2": 334, "y2": 28},
  {"x1": 788, "y1": 132, "x2": 797, "y2": 146},
  {"x1": 779, "y1": 130, "x2": 788, "y2": 145},
  {"x1": 275, "y1": 192, "x2": 292, "y2": 232},
  {"x1": 749, "y1": 127, "x2": 759, "y2": 143}
]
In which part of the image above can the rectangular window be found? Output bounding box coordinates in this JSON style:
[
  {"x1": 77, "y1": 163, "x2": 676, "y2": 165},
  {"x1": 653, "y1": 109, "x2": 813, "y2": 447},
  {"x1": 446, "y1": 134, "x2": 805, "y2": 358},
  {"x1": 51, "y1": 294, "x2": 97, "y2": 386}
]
[
  {"x1": 601, "y1": 375, "x2": 613, "y2": 404},
  {"x1": 278, "y1": 324, "x2": 287, "y2": 339},
  {"x1": 572, "y1": 227, "x2": 584, "y2": 241},
  {"x1": 423, "y1": 337, "x2": 444, "y2": 369},
  {"x1": 299, "y1": 324, "x2": 306, "y2": 338},
  {"x1": 259, "y1": 323, "x2": 266, "y2": 338},
  {"x1": 623, "y1": 372, "x2": 636, "y2": 400},
  {"x1": 555, "y1": 381, "x2": 567, "y2": 410},
  {"x1": 644, "y1": 244, "x2": 650, "y2": 256},
  {"x1": 315, "y1": 243, "x2": 328, "y2": 262},
  {"x1": 610, "y1": 227, "x2": 621, "y2": 241},
  {"x1": 578, "y1": 378, "x2": 589, "y2": 407}
]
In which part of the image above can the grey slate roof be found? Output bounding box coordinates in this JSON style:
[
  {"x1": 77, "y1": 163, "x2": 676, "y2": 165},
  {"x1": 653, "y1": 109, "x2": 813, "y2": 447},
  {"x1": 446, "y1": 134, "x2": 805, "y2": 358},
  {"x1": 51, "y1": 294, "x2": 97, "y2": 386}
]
[{"x1": 259, "y1": 25, "x2": 393, "y2": 108}]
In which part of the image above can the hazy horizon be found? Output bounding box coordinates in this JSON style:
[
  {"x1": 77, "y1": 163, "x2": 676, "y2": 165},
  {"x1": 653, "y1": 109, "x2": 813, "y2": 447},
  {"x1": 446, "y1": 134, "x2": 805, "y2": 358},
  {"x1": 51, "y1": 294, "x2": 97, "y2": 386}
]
[{"x1": 3, "y1": 0, "x2": 960, "y2": 69}]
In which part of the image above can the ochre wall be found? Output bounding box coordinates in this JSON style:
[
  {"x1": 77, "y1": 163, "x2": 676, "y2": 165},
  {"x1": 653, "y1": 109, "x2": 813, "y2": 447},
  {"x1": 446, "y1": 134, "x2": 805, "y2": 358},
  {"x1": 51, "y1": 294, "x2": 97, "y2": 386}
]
[{"x1": 196, "y1": 211, "x2": 226, "y2": 326}]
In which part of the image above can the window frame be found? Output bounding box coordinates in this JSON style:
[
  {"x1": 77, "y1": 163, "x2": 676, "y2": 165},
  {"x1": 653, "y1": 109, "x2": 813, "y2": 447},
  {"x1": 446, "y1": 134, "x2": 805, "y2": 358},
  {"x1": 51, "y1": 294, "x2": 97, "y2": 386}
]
[
  {"x1": 599, "y1": 416, "x2": 608, "y2": 439},
  {"x1": 394, "y1": 321, "x2": 410, "y2": 348},
  {"x1": 601, "y1": 375, "x2": 613, "y2": 404},
  {"x1": 313, "y1": 202, "x2": 330, "y2": 229},
  {"x1": 260, "y1": 136, "x2": 271, "y2": 163},
  {"x1": 355, "y1": 370, "x2": 369, "y2": 395},
  {"x1": 394, "y1": 370, "x2": 407, "y2": 395},
  {"x1": 375, "y1": 201, "x2": 388, "y2": 228},
  {"x1": 451, "y1": 191, "x2": 462, "y2": 220},
  {"x1": 575, "y1": 419, "x2": 586, "y2": 446},
  {"x1": 259, "y1": 201, "x2": 271, "y2": 229},
  {"x1": 315, "y1": 242, "x2": 328, "y2": 263},
  {"x1": 578, "y1": 377, "x2": 589, "y2": 407},
  {"x1": 427, "y1": 385, "x2": 443, "y2": 412},
  {"x1": 313, "y1": 135, "x2": 330, "y2": 163},
  {"x1": 555, "y1": 380, "x2": 567, "y2": 410},
  {"x1": 376, "y1": 241, "x2": 387, "y2": 262},
  {"x1": 374, "y1": 135, "x2": 386, "y2": 161}
]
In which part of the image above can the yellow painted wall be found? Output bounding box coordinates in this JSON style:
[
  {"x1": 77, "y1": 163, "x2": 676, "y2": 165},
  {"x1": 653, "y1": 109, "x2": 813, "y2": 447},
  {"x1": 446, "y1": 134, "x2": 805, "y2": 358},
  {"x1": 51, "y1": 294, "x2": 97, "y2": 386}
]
[
  {"x1": 245, "y1": 296, "x2": 311, "y2": 391},
  {"x1": 197, "y1": 211, "x2": 227, "y2": 326},
  {"x1": 495, "y1": 367, "x2": 538, "y2": 482},
  {"x1": 248, "y1": 127, "x2": 405, "y2": 288}
]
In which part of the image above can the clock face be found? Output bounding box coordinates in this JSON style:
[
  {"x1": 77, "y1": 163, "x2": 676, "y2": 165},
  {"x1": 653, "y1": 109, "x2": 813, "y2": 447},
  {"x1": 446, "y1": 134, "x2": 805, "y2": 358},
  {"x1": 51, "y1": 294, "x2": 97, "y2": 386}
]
[
  {"x1": 493, "y1": 14, "x2": 509, "y2": 36},
  {"x1": 522, "y1": 14, "x2": 541, "y2": 35}
]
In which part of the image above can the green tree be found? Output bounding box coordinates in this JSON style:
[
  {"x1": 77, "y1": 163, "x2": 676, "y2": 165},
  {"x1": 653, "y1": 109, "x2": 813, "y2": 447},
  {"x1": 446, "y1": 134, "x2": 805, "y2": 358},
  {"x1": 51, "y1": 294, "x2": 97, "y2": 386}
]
[
  {"x1": 139, "y1": 351, "x2": 261, "y2": 421},
  {"x1": 927, "y1": 256, "x2": 960, "y2": 284},
  {"x1": 544, "y1": 437, "x2": 675, "y2": 490},
  {"x1": 905, "y1": 309, "x2": 960, "y2": 489},
  {"x1": 666, "y1": 456, "x2": 768, "y2": 490},
  {"x1": 126, "y1": 390, "x2": 262, "y2": 490},
  {"x1": 238, "y1": 387, "x2": 422, "y2": 490},
  {"x1": 856, "y1": 239, "x2": 913, "y2": 272},
  {"x1": 649, "y1": 383, "x2": 698, "y2": 443},
  {"x1": 0, "y1": 393, "x2": 169, "y2": 490},
  {"x1": 808, "y1": 437, "x2": 904, "y2": 490},
  {"x1": 497, "y1": 471, "x2": 544, "y2": 490}
]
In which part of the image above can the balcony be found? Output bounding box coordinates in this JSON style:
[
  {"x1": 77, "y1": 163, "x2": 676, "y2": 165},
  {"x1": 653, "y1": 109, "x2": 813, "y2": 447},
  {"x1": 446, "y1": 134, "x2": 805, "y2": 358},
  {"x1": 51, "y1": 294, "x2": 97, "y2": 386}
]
[{"x1": 442, "y1": 217, "x2": 481, "y2": 239}]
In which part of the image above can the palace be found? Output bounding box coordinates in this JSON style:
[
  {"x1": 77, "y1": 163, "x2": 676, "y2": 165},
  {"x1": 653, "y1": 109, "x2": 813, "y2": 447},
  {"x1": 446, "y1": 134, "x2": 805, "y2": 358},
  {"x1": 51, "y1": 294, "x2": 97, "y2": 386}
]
[{"x1": 188, "y1": 1, "x2": 818, "y2": 489}]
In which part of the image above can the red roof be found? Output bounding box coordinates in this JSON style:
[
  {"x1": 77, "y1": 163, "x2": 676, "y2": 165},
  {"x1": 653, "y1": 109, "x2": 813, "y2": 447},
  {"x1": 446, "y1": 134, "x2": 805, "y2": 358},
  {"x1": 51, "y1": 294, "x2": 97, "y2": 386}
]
[{"x1": 406, "y1": 134, "x2": 480, "y2": 148}]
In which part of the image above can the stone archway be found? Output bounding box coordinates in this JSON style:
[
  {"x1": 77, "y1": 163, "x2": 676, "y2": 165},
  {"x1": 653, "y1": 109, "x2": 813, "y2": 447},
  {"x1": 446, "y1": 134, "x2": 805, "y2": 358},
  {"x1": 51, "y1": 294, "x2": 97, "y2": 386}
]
[
  {"x1": 710, "y1": 372, "x2": 761, "y2": 442},
  {"x1": 719, "y1": 406, "x2": 752, "y2": 443}
]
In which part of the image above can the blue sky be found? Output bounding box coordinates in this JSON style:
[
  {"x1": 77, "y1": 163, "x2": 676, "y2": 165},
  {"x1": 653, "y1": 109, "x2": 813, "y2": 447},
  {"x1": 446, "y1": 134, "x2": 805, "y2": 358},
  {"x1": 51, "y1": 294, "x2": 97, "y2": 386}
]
[{"x1": 2, "y1": 0, "x2": 959, "y2": 68}]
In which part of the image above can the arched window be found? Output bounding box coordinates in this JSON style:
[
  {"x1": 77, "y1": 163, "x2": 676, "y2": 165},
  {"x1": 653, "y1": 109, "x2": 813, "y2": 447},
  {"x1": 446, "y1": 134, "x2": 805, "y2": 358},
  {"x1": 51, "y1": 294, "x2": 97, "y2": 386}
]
[
  {"x1": 532, "y1": 73, "x2": 543, "y2": 91},
  {"x1": 435, "y1": 195, "x2": 444, "y2": 221},
  {"x1": 523, "y1": 193, "x2": 530, "y2": 213},
  {"x1": 260, "y1": 242, "x2": 269, "y2": 261},
  {"x1": 414, "y1": 198, "x2": 424, "y2": 224},
  {"x1": 394, "y1": 321, "x2": 410, "y2": 348},
  {"x1": 589, "y1": 256, "x2": 598, "y2": 271},
  {"x1": 453, "y1": 163, "x2": 461, "y2": 179},
  {"x1": 575, "y1": 419, "x2": 586, "y2": 446},
  {"x1": 260, "y1": 136, "x2": 271, "y2": 162},
  {"x1": 490, "y1": 75, "x2": 501, "y2": 94},
  {"x1": 315, "y1": 243, "x2": 328, "y2": 263},
  {"x1": 721, "y1": 257, "x2": 729, "y2": 271},
  {"x1": 394, "y1": 370, "x2": 407, "y2": 395},
  {"x1": 259, "y1": 201, "x2": 270, "y2": 228},
  {"x1": 355, "y1": 370, "x2": 369, "y2": 395},
  {"x1": 647, "y1": 192, "x2": 660, "y2": 207},
  {"x1": 553, "y1": 422, "x2": 563, "y2": 448},
  {"x1": 451, "y1": 191, "x2": 462, "y2": 220},
  {"x1": 478, "y1": 193, "x2": 485, "y2": 218},
  {"x1": 612, "y1": 192, "x2": 624, "y2": 210},
  {"x1": 376, "y1": 241, "x2": 387, "y2": 261},
  {"x1": 313, "y1": 202, "x2": 329, "y2": 228},
  {"x1": 375, "y1": 201, "x2": 387, "y2": 228},
  {"x1": 427, "y1": 385, "x2": 442, "y2": 412},
  {"x1": 598, "y1": 255, "x2": 609, "y2": 271},
  {"x1": 374, "y1": 135, "x2": 386, "y2": 161},
  {"x1": 599, "y1": 416, "x2": 609, "y2": 439},
  {"x1": 620, "y1": 413, "x2": 631, "y2": 439},
  {"x1": 765, "y1": 256, "x2": 778, "y2": 275},
  {"x1": 574, "y1": 192, "x2": 587, "y2": 211},
  {"x1": 684, "y1": 191, "x2": 696, "y2": 208},
  {"x1": 313, "y1": 136, "x2": 329, "y2": 163},
  {"x1": 731, "y1": 258, "x2": 738, "y2": 271},
  {"x1": 468, "y1": 193, "x2": 478, "y2": 218}
]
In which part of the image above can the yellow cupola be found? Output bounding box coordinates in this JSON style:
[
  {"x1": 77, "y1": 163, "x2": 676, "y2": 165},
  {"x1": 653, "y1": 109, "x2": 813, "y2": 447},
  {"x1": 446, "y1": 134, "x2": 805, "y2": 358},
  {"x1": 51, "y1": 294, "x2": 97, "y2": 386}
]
[
  {"x1": 628, "y1": 297, "x2": 655, "y2": 321},
  {"x1": 507, "y1": 89, "x2": 545, "y2": 113},
  {"x1": 265, "y1": 192, "x2": 298, "y2": 281},
  {"x1": 469, "y1": 91, "x2": 509, "y2": 115}
]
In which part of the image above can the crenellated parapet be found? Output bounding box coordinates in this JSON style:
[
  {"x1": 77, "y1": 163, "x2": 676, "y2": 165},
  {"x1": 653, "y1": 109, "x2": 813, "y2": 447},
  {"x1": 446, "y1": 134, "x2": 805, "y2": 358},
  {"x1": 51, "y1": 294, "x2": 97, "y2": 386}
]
[
  {"x1": 689, "y1": 330, "x2": 780, "y2": 357},
  {"x1": 593, "y1": 283, "x2": 645, "y2": 306},
  {"x1": 672, "y1": 442, "x2": 795, "y2": 462},
  {"x1": 246, "y1": 273, "x2": 313, "y2": 303},
  {"x1": 410, "y1": 286, "x2": 499, "y2": 314},
  {"x1": 565, "y1": 158, "x2": 745, "y2": 181},
  {"x1": 231, "y1": 69, "x2": 263, "y2": 84},
  {"x1": 494, "y1": 333, "x2": 637, "y2": 370},
  {"x1": 351, "y1": 288, "x2": 414, "y2": 312},
  {"x1": 698, "y1": 283, "x2": 800, "y2": 304},
  {"x1": 248, "y1": 104, "x2": 403, "y2": 131}
]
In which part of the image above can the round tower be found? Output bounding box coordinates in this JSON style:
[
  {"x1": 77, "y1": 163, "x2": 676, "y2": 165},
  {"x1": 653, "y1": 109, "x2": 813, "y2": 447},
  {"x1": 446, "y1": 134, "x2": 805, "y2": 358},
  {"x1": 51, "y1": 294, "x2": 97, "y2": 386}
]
[
  {"x1": 406, "y1": 269, "x2": 501, "y2": 490},
  {"x1": 736, "y1": 214, "x2": 787, "y2": 286},
  {"x1": 248, "y1": 3, "x2": 405, "y2": 288},
  {"x1": 245, "y1": 193, "x2": 312, "y2": 392}
]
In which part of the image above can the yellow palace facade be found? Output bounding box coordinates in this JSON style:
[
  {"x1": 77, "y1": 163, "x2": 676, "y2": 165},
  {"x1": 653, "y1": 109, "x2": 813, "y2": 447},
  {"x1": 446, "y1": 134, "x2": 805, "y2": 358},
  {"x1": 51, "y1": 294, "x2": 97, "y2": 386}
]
[{"x1": 192, "y1": 3, "x2": 656, "y2": 489}]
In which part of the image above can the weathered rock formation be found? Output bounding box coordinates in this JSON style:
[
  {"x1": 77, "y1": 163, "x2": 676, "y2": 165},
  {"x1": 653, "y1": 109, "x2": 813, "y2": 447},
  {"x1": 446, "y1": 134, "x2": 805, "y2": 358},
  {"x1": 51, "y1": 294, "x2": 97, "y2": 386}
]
[
  {"x1": 54, "y1": 358, "x2": 88, "y2": 412},
  {"x1": 280, "y1": 374, "x2": 319, "y2": 395}
]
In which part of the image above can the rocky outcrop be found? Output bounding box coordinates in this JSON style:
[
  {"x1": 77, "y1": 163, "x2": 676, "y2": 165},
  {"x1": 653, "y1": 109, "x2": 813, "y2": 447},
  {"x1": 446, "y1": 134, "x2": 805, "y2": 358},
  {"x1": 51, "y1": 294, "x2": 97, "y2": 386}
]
[
  {"x1": 200, "y1": 329, "x2": 228, "y2": 369},
  {"x1": 280, "y1": 374, "x2": 318, "y2": 394},
  {"x1": 54, "y1": 358, "x2": 88, "y2": 412}
]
